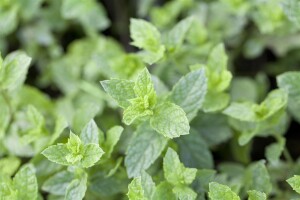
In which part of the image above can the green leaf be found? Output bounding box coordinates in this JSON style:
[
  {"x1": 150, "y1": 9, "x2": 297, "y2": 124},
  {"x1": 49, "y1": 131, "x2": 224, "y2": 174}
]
[
  {"x1": 277, "y1": 72, "x2": 300, "y2": 122},
  {"x1": 65, "y1": 173, "x2": 87, "y2": 200},
  {"x1": 169, "y1": 68, "x2": 207, "y2": 121},
  {"x1": 42, "y1": 144, "x2": 70, "y2": 166},
  {"x1": 265, "y1": 137, "x2": 285, "y2": 164},
  {"x1": 208, "y1": 182, "x2": 240, "y2": 200},
  {"x1": 127, "y1": 177, "x2": 147, "y2": 200},
  {"x1": 287, "y1": 175, "x2": 300, "y2": 194},
  {"x1": 0, "y1": 157, "x2": 21, "y2": 176},
  {"x1": 61, "y1": 0, "x2": 109, "y2": 31},
  {"x1": 247, "y1": 190, "x2": 267, "y2": 200},
  {"x1": 130, "y1": 19, "x2": 161, "y2": 52},
  {"x1": 72, "y1": 102, "x2": 101, "y2": 133},
  {"x1": 153, "y1": 182, "x2": 176, "y2": 200},
  {"x1": 48, "y1": 115, "x2": 68, "y2": 146},
  {"x1": 125, "y1": 123, "x2": 168, "y2": 178},
  {"x1": 223, "y1": 89, "x2": 287, "y2": 121},
  {"x1": 0, "y1": 51, "x2": 31, "y2": 90},
  {"x1": 173, "y1": 186, "x2": 197, "y2": 200},
  {"x1": 245, "y1": 160, "x2": 272, "y2": 194},
  {"x1": 101, "y1": 79, "x2": 135, "y2": 108},
  {"x1": 163, "y1": 148, "x2": 197, "y2": 186},
  {"x1": 13, "y1": 164, "x2": 38, "y2": 200},
  {"x1": 203, "y1": 92, "x2": 230, "y2": 113},
  {"x1": 150, "y1": 102, "x2": 190, "y2": 138},
  {"x1": 102, "y1": 126, "x2": 123, "y2": 159},
  {"x1": 80, "y1": 119, "x2": 99, "y2": 144},
  {"x1": 127, "y1": 172, "x2": 155, "y2": 200},
  {"x1": 134, "y1": 68, "x2": 156, "y2": 99},
  {"x1": 42, "y1": 170, "x2": 74, "y2": 195},
  {"x1": 282, "y1": 0, "x2": 300, "y2": 25},
  {"x1": 177, "y1": 130, "x2": 213, "y2": 169},
  {"x1": 164, "y1": 17, "x2": 194, "y2": 52},
  {"x1": 206, "y1": 44, "x2": 232, "y2": 93},
  {"x1": 81, "y1": 143, "x2": 104, "y2": 168}
]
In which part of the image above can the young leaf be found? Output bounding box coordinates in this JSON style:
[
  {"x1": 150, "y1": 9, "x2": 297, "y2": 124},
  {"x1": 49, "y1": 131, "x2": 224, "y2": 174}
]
[
  {"x1": 163, "y1": 148, "x2": 197, "y2": 186},
  {"x1": 13, "y1": 164, "x2": 38, "y2": 200},
  {"x1": 100, "y1": 79, "x2": 135, "y2": 108},
  {"x1": 169, "y1": 68, "x2": 207, "y2": 121},
  {"x1": 125, "y1": 123, "x2": 168, "y2": 178},
  {"x1": 127, "y1": 177, "x2": 147, "y2": 200},
  {"x1": 81, "y1": 143, "x2": 104, "y2": 168},
  {"x1": 208, "y1": 182, "x2": 240, "y2": 200},
  {"x1": 173, "y1": 186, "x2": 197, "y2": 200},
  {"x1": 134, "y1": 68, "x2": 156, "y2": 99},
  {"x1": 150, "y1": 102, "x2": 190, "y2": 138},
  {"x1": 247, "y1": 190, "x2": 267, "y2": 200}
]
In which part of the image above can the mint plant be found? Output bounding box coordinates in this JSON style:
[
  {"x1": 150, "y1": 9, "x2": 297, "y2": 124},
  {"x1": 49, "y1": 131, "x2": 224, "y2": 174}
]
[{"x1": 2, "y1": 0, "x2": 300, "y2": 199}]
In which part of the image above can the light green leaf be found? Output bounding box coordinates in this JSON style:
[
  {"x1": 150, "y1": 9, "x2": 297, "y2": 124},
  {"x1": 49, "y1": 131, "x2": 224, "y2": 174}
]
[
  {"x1": 101, "y1": 79, "x2": 135, "y2": 108},
  {"x1": 127, "y1": 177, "x2": 147, "y2": 200},
  {"x1": 208, "y1": 182, "x2": 240, "y2": 200},
  {"x1": 103, "y1": 126, "x2": 123, "y2": 159},
  {"x1": 207, "y1": 44, "x2": 228, "y2": 72},
  {"x1": 277, "y1": 72, "x2": 300, "y2": 122},
  {"x1": 42, "y1": 144, "x2": 70, "y2": 166},
  {"x1": 151, "y1": 102, "x2": 189, "y2": 138},
  {"x1": 130, "y1": 18, "x2": 161, "y2": 52},
  {"x1": 42, "y1": 170, "x2": 74, "y2": 195},
  {"x1": 164, "y1": 17, "x2": 194, "y2": 52},
  {"x1": 134, "y1": 68, "x2": 156, "y2": 99},
  {"x1": 203, "y1": 92, "x2": 230, "y2": 113},
  {"x1": 123, "y1": 103, "x2": 153, "y2": 125},
  {"x1": 163, "y1": 148, "x2": 197, "y2": 186},
  {"x1": 72, "y1": 102, "x2": 101, "y2": 133},
  {"x1": 265, "y1": 137, "x2": 285, "y2": 164},
  {"x1": 170, "y1": 68, "x2": 207, "y2": 121},
  {"x1": 13, "y1": 164, "x2": 38, "y2": 200},
  {"x1": 282, "y1": 0, "x2": 300, "y2": 25},
  {"x1": 81, "y1": 143, "x2": 104, "y2": 168},
  {"x1": 245, "y1": 161, "x2": 272, "y2": 194},
  {"x1": 153, "y1": 182, "x2": 176, "y2": 200},
  {"x1": 0, "y1": 156, "x2": 21, "y2": 176},
  {"x1": 223, "y1": 89, "x2": 287, "y2": 122},
  {"x1": 247, "y1": 190, "x2": 267, "y2": 200},
  {"x1": 49, "y1": 115, "x2": 68, "y2": 145},
  {"x1": 80, "y1": 120, "x2": 99, "y2": 144},
  {"x1": 173, "y1": 186, "x2": 197, "y2": 200},
  {"x1": 65, "y1": 173, "x2": 87, "y2": 200},
  {"x1": 61, "y1": 0, "x2": 109, "y2": 31},
  {"x1": 125, "y1": 123, "x2": 168, "y2": 178},
  {"x1": 223, "y1": 102, "x2": 258, "y2": 122},
  {"x1": 27, "y1": 105, "x2": 44, "y2": 128},
  {"x1": 127, "y1": 172, "x2": 155, "y2": 200},
  {"x1": 287, "y1": 175, "x2": 300, "y2": 194},
  {"x1": 0, "y1": 51, "x2": 31, "y2": 91}
]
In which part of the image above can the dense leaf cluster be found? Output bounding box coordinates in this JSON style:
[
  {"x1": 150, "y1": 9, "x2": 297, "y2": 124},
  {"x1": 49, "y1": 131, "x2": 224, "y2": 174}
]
[{"x1": 1, "y1": 0, "x2": 300, "y2": 199}]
